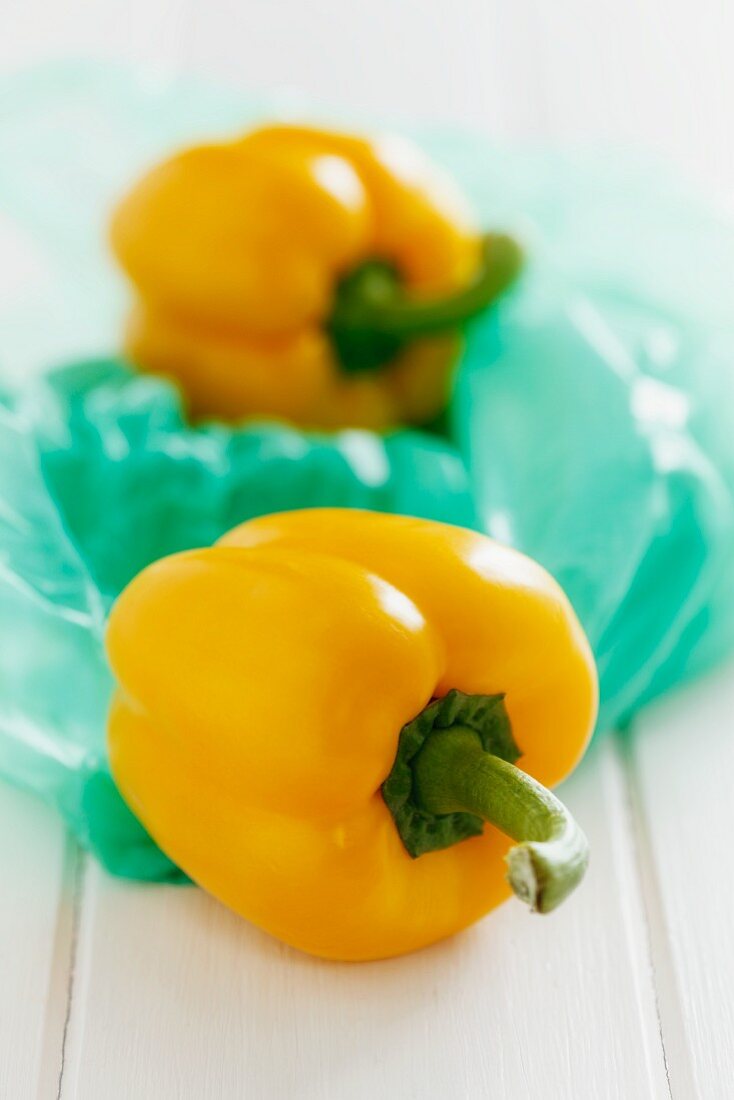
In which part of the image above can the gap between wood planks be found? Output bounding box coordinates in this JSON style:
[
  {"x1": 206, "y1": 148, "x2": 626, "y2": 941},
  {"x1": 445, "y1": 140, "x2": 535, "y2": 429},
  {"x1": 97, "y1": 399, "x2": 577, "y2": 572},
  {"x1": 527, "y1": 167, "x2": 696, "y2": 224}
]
[
  {"x1": 35, "y1": 838, "x2": 86, "y2": 1100},
  {"x1": 613, "y1": 727, "x2": 698, "y2": 1100}
]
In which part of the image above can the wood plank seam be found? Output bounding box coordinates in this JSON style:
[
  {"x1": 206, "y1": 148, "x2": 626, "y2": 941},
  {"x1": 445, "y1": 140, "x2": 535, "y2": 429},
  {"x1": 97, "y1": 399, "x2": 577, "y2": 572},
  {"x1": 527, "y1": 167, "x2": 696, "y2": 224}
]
[
  {"x1": 31, "y1": 833, "x2": 84, "y2": 1100},
  {"x1": 614, "y1": 728, "x2": 699, "y2": 1099},
  {"x1": 595, "y1": 736, "x2": 672, "y2": 1098},
  {"x1": 54, "y1": 847, "x2": 87, "y2": 1100}
]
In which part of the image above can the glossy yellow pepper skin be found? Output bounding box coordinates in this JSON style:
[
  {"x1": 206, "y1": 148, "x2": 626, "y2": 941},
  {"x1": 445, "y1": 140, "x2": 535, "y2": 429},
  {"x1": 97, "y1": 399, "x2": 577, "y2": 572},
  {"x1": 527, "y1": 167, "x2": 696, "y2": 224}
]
[
  {"x1": 106, "y1": 510, "x2": 597, "y2": 961},
  {"x1": 110, "y1": 125, "x2": 521, "y2": 430}
]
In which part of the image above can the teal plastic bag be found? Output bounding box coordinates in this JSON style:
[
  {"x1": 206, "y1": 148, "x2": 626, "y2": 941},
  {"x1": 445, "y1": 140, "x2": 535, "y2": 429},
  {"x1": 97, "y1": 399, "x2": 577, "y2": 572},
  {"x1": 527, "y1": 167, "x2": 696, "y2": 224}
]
[
  {"x1": 439, "y1": 142, "x2": 734, "y2": 727},
  {"x1": 2, "y1": 358, "x2": 474, "y2": 877},
  {"x1": 1, "y1": 63, "x2": 733, "y2": 877}
]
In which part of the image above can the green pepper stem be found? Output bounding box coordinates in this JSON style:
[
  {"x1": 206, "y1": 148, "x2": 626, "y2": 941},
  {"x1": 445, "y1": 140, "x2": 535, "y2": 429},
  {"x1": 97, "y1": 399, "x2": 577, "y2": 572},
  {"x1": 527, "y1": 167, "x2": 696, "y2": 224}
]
[
  {"x1": 330, "y1": 233, "x2": 522, "y2": 344},
  {"x1": 412, "y1": 726, "x2": 589, "y2": 913}
]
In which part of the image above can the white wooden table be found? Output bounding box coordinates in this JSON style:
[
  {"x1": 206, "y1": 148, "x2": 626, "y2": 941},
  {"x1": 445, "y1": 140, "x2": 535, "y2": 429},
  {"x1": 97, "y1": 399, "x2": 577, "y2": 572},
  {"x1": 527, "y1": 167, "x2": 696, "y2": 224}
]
[{"x1": 3, "y1": 3, "x2": 734, "y2": 1097}]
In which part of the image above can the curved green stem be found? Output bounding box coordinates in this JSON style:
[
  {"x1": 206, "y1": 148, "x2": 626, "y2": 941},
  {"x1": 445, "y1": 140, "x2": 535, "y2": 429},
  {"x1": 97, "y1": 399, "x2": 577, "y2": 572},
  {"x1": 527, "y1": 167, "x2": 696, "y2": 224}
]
[
  {"x1": 328, "y1": 233, "x2": 523, "y2": 374},
  {"x1": 412, "y1": 726, "x2": 589, "y2": 913}
]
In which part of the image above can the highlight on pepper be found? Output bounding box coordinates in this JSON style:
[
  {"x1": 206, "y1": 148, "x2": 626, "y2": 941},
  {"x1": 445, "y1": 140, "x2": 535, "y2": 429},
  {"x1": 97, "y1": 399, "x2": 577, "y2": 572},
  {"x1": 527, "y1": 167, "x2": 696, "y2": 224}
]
[
  {"x1": 106, "y1": 509, "x2": 598, "y2": 961},
  {"x1": 110, "y1": 125, "x2": 522, "y2": 431}
]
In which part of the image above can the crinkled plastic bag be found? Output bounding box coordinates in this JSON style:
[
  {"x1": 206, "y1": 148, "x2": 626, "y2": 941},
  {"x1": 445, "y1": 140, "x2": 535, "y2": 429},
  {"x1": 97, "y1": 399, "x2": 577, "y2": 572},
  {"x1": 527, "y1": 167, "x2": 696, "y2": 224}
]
[
  {"x1": 1, "y1": 63, "x2": 733, "y2": 878},
  {"x1": 2, "y1": 359, "x2": 474, "y2": 878}
]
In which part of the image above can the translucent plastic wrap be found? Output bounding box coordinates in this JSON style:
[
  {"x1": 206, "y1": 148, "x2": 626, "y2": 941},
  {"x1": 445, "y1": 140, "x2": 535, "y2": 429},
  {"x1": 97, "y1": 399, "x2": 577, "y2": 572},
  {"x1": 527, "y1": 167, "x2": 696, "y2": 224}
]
[
  {"x1": 2, "y1": 360, "x2": 474, "y2": 877},
  {"x1": 1, "y1": 64, "x2": 733, "y2": 877}
]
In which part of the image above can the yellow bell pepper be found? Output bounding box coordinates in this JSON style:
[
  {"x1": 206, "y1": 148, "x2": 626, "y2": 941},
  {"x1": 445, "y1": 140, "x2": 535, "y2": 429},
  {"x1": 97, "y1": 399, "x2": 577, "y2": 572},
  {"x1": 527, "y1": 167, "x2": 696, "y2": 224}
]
[
  {"x1": 110, "y1": 125, "x2": 522, "y2": 430},
  {"x1": 106, "y1": 510, "x2": 597, "y2": 961}
]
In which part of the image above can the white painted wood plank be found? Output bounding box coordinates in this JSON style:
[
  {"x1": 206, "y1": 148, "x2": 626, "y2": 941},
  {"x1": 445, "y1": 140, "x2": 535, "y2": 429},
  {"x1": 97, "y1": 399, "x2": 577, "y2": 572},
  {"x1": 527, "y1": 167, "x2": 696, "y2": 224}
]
[
  {"x1": 60, "y1": 737, "x2": 668, "y2": 1100},
  {"x1": 0, "y1": 0, "x2": 510, "y2": 136},
  {"x1": 520, "y1": 0, "x2": 734, "y2": 193},
  {"x1": 5, "y1": 0, "x2": 734, "y2": 193},
  {"x1": 630, "y1": 665, "x2": 734, "y2": 1100},
  {"x1": 0, "y1": 783, "x2": 74, "y2": 1100}
]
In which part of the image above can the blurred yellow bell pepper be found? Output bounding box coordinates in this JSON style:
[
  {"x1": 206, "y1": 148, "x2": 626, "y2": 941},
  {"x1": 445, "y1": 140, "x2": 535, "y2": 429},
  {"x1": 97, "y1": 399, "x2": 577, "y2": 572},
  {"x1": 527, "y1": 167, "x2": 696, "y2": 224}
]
[
  {"x1": 107, "y1": 510, "x2": 597, "y2": 961},
  {"x1": 110, "y1": 125, "x2": 522, "y2": 430}
]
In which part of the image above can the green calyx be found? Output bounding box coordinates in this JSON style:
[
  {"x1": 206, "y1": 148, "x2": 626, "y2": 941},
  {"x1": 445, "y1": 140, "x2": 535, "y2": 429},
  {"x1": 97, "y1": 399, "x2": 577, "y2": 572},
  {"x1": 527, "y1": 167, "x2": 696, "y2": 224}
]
[
  {"x1": 382, "y1": 691, "x2": 520, "y2": 856},
  {"x1": 381, "y1": 690, "x2": 589, "y2": 914},
  {"x1": 328, "y1": 233, "x2": 523, "y2": 374}
]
